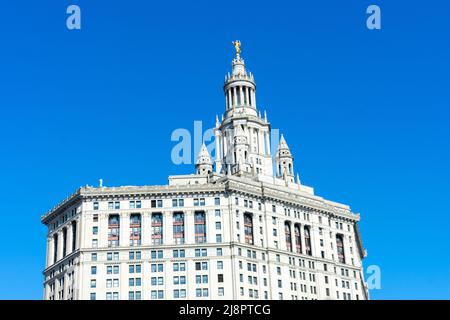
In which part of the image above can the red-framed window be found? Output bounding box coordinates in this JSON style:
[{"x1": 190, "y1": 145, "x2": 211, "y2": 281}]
[
  {"x1": 285, "y1": 222, "x2": 292, "y2": 252},
  {"x1": 336, "y1": 234, "x2": 345, "y2": 263},
  {"x1": 294, "y1": 224, "x2": 302, "y2": 254},
  {"x1": 244, "y1": 213, "x2": 254, "y2": 245},
  {"x1": 108, "y1": 214, "x2": 120, "y2": 247},
  {"x1": 151, "y1": 213, "x2": 163, "y2": 245},
  {"x1": 194, "y1": 211, "x2": 206, "y2": 244},
  {"x1": 130, "y1": 214, "x2": 141, "y2": 246},
  {"x1": 304, "y1": 225, "x2": 312, "y2": 256},
  {"x1": 173, "y1": 212, "x2": 185, "y2": 244}
]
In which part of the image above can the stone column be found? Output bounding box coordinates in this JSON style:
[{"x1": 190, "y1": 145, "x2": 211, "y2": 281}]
[
  {"x1": 252, "y1": 89, "x2": 256, "y2": 108},
  {"x1": 233, "y1": 87, "x2": 237, "y2": 106},
  {"x1": 309, "y1": 225, "x2": 316, "y2": 257},
  {"x1": 185, "y1": 210, "x2": 195, "y2": 244},
  {"x1": 142, "y1": 212, "x2": 151, "y2": 246},
  {"x1": 57, "y1": 230, "x2": 64, "y2": 261},
  {"x1": 164, "y1": 210, "x2": 173, "y2": 246},
  {"x1": 245, "y1": 87, "x2": 250, "y2": 106},
  {"x1": 47, "y1": 236, "x2": 54, "y2": 267},
  {"x1": 99, "y1": 214, "x2": 108, "y2": 248},
  {"x1": 66, "y1": 225, "x2": 73, "y2": 255},
  {"x1": 299, "y1": 223, "x2": 306, "y2": 255},
  {"x1": 121, "y1": 212, "x2": 130, "y2": 247},
  {"x1": 264, "y1": 132, "x2": 271, "y2": 156}
]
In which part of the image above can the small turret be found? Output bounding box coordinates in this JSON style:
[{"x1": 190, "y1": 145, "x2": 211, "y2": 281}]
[
  {"x1": 196, "y1": 143, "x2": 213, "y2": 175},
  {"x1": 276, "y1": 134, "x2": 295, "y2": 182}
]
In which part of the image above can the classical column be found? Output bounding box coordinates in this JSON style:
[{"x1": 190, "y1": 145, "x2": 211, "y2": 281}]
[
  {"x1": 245, "y1": 87, "x2": 250, "y2": 106},
  {"x1": 299, "y1": 223, "x2": 306, "y2": 255},
  {"x1": 99, "y1": 214, "x2": 108, "y2": 248},
  {"x1": 252, "y1": 89, "x2": 256, "y2": 107},
  {"x1": 142, "y1": 212, "x2": 151, "y2": 246},
  {"x1": 57, "y1": 230, "x2": 64, "y2": 261},
  {"x1": 185, "y1": 210, "x2": 195, "y2": 244},
  {"x1": 309, "y1": 225, "x2": 316, "y2": 257},
  {"x1": 215, "y1": 130, "x2": 222, "y2": 174},
  {"x1": 289, "y1": 222, "x2": 294, "y2": 252},
  {"x1": 164, "y1": 210, "x2": 173, "y2": 246},
  {"x1": 233, "y1": 87, "x2": 237, "y2": 106},
  {"x1": 66, "y1": 225, "x2": 73, "y2": 255},
  {"x1": 121, "y1": 212, "x2": 130, "y2": 247},
  {"x1": 47, "y1": 236, "x2": 54, "y2": 267},
  {"x1": 263, "y1": 132, "x2": 269, "y2": 156}
]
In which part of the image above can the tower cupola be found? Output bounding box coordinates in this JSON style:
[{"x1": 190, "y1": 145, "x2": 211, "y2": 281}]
[{"x1": 223, "y1": 41, "x2": 257, "y2": 118}]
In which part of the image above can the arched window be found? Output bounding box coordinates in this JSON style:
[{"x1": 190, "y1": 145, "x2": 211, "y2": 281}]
[
  {"x1": 62, "y1": 228, "x2": 67, "y2": 257},
  {"x1": 294, "y1": 224, "x2": 302, "y2": 254},
  {"x1": 130, "y1": 214, "x2": 141, "y2": 246},
  {"x1": 195, "y1": 211, "x2": 206, "y2": 244},
  {"x1": 151, "y1": 213, "x2": 163, "y2": 245},
  {"x1": 108, "y1": 215, "x2": 120, "y2": 247},
  {"x1": 336, "y1": 234, "x2": 345, "y2": 263},
  {"x1": 244, "y1": 213, "x2": 254, "y2": 245},
  {"x1": 173, "y1": 212, "x2": 185, "y2": 244},
  {"x1": 285, "y1": 222, "x2": 293, "y2": 252},
  {"x1": 53, "y1": 233, "x2": 58, "y2": 264},
  {"x1": 71, "y1": 221, "x2": 77, "y2": 252},
  {"x1": 304, "y1": 225, "x2": 312, "y2": 256}
]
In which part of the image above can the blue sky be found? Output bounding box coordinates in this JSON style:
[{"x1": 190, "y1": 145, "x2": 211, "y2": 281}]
[{"x1": 0, "y1": 0, "x2": 449, "y2": 299}]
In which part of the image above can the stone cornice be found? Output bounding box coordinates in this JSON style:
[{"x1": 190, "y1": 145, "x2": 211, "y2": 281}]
[{"x1": 41, "y1": 175, "x2": 360, "y2": 225}]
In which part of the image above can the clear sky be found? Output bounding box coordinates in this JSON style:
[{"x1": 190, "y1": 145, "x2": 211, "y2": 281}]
[{"x1": 0, "y1": 0, "x2": 449, "y2": 299}]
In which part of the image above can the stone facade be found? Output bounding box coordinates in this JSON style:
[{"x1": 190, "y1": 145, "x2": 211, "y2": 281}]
[{"x1": 41, "y1": 44, "x2": 368, "y2": 300}]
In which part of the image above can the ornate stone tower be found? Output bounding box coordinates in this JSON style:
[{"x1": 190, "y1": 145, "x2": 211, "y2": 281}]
[
  {"x1": 196, "y1": 143, "x2": 213, "y2": 175},
  {"x1": 276, "y1": 134, "x2": 295, "y2": 183},
  {"x1": 214, "y1": 41, "x2": 274, "y2": 177}
]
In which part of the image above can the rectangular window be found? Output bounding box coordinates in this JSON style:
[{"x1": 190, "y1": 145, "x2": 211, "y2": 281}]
[
  {"x1": 152, "y1": 213, "x2": 163, "y2": 245},
  {"x1": 194, "y1": 211, "x2": 206, "y2": 244},
  {"x1": 91, "y1": 266, "x2": 97, "y2": 275},
  {"x1": 93, "y1": 202, "x2": 99, "y2": 210}
]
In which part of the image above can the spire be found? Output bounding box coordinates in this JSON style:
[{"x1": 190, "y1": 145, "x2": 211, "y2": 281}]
[
  {"x1": 215, "y1": 115, "x2": 220, "y2": 128},
  {"x1": 278, "y1": 134, "x2": 292, "y2": 156},
  {"x1": 196, "y1": 143, "x2": 212, "y2": 165},
  {"x1": 276, "y1": 134, "x2": 294, "y2": 180},
  {"x1": 195, "y1": 143, "x2": 213, "y2": 175}
]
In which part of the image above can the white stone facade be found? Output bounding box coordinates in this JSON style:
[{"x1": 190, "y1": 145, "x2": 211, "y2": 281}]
[{"x1": 41, "y1": 45, "x2": 368, "y2": 300}]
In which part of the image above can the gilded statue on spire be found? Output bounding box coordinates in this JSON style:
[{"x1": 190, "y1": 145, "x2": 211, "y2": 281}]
[{"x1": 232, "y1": 40, "x2": 241, "y2": 57}]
